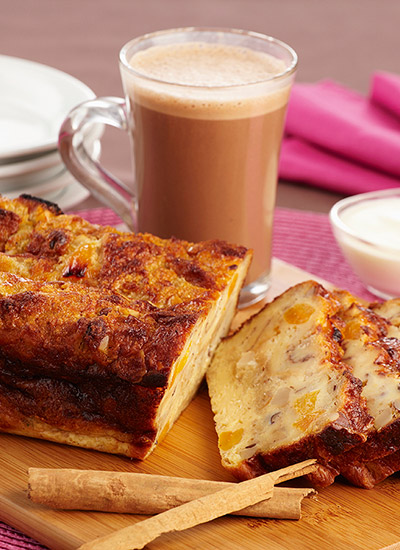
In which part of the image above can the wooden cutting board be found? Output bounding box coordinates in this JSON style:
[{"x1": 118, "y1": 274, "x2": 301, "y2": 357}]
[{"x1": 0, "y1": 258, "x2": 399, "y2": 550}]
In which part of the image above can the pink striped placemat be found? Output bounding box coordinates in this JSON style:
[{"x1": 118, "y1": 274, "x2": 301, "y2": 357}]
[
  {"x1": 0, "y1": 525, "x2": 48, "y2": 550},
  {"x1": 272, "y1": 207, "x2": 377, "y2": 301},
  {"x1": 0, "y1": 206, "x2": 377, "y2": 550}
]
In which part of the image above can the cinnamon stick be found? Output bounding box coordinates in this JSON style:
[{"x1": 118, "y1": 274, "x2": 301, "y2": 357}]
[
  {"x1": 76, "y1": 459, "x2": 316, "y2": 550},
  {"x1": 28, "y1": 468, "x2": 315, "y2": 519}
]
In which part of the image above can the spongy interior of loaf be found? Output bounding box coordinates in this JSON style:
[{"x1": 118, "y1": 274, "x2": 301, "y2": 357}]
[
  {"x1": 151, "y1": 257, "x2": 250, "y2": 457},
  {"x1": 207, "y1": 283, "x2": 348, "y2": 467}
]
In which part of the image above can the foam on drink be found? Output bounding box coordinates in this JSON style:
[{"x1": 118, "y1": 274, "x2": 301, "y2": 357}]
[
  {"x1": 130, "y1": 42, "x2": 286, "y2": 86},
  {"x1": 127, "y1": 42, "x2": 290, "y2": 119}
]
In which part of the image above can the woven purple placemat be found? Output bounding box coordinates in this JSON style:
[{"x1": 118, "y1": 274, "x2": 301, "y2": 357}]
[
  {"x1": 0, "y1": 206, "x2": 378, "y2": 549},
  {"x1": 0, "y1": 523, "x2": 48, "y2": 550},
  {"x1": 272, "y1": 207, "x2": 377, "y2": 301}
]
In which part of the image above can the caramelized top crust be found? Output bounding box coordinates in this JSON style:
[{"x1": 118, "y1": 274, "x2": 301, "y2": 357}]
[{"x1": 0, "y1": 195, "x2": 249, "y2": 310}]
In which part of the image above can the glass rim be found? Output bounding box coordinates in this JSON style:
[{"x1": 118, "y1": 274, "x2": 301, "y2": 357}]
[{"x1": 119, "y1": 26, "x2": 298, "y2": 90}]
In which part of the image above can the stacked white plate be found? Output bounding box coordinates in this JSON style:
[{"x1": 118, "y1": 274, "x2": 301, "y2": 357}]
[{"x1": 0, "y1": 55, "x2": 100, "y2": 210}]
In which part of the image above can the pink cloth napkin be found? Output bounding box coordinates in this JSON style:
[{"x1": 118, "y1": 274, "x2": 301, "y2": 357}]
[{"x1": 279, "y1": 72, "x2": 400, "y2": 194}]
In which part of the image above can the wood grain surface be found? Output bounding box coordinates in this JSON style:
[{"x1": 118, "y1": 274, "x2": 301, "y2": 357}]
[{"x1": 0, "y1": 258, "x2": 399, "y2": 550}]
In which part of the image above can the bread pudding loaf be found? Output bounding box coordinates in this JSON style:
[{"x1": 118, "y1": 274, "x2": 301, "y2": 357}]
[
  {"x1": 0, "y1": 195, "x2": 252, "y2": 459},
  {"x1": 206, "y1": 280, "x2": 372, "y2": 482}
]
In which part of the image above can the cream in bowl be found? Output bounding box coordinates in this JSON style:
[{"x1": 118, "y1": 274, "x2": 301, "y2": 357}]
[{"x1": 329, "y1": 189, "x2": 400, "y2": 300}]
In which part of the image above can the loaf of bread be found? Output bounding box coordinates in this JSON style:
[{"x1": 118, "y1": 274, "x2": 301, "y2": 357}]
[
  {"x1": 0, "y1": 195, "x2": 252, "y2": 459},
  {"x1": 206, "y1": 280, "x2": 372, "y2": 483}
]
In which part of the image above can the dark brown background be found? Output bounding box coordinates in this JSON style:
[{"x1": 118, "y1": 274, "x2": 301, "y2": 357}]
[{"x1": 2, "y1": 0, "x2": 399, "y2": 213}]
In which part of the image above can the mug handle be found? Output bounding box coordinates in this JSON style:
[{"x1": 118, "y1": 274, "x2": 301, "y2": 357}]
[{"x1": 58, "y1": 97, "x2": 137, "y2": 231}]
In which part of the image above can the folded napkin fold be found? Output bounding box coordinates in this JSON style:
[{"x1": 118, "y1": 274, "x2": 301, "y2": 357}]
[{"x1": 279, "y1": 72, "x2": 400, "y2": 194}]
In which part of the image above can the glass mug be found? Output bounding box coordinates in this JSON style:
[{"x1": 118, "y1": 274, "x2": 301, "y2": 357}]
[{"x1": 59, "y1": 27, "x2": 297, "y2": 307}]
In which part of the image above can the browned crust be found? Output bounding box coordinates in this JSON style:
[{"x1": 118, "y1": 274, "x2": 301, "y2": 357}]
[
  {"x1": 19, "y1": 193, "x2": 64, "y2": 215},
  {"x1": 339, "y1": 449, "x2": 400, "y2": 489},
  {"x1": 301, "y1": 299, "x2": 400, "y2": 489},
  {"x1": 0, "y1": 273, "x2": 199, "y2": 385},
  {"x1": 0, "y1": 273, "x2": 187, "y2": 458},
  {"x1": 0, "y1": 384, "x2": 161, "y2": 459},
  {"x1": 0, "y1": 209, "x2": 21, "y2": 251},
  {"x1": 335, "y1": 414, "x2": 400, "y2": 466},
  {"x1": 0, "y1": 392, "x2": 152, "y2": 458},
  {"x1": 0, "y1": 195, "x2": 249, "y2": 307}
]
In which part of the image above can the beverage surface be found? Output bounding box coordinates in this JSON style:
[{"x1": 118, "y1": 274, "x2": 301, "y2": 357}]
[
  {"x1": 129, "y1": 42, "x2": 286, "y2": 87},
  {"x1": 126, "y1": 42, "x2": 290, "y2": 119}
]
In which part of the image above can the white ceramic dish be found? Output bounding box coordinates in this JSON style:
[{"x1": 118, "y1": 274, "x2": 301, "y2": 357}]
[
  {"x1": 0, "y1": 150, "x2": 61, "y2": 180},
  {"x1": 3, "y1": 166, "x2": 68, "y2": 197},
  {"x1": 3, "y1": 170, "x2": 90, "y2": 210},
  {"x1": 0, "y1": 140, "x2": 101, "y2": 193},
  {"x1": 0, "y1": 55, "x2": 97, "y2": 160},
  {"x1": 330, "y1": 188, "x2": 400, "y2": 300},
  {"x1": 0, "y1": 163, "x2": 64, "y2": 193},
  {"x1": 43, "y1": 179, "x2": 90, "y2": 210}
]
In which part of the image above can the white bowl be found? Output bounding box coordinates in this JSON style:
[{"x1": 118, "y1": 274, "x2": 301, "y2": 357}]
[{"x1": 329, "y1": 189, "x2": 400, "y2": 300}]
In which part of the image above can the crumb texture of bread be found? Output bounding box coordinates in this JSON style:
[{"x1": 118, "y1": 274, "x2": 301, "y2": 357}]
[
  {"x1": 206, "y1": 280, "x2": 372, "y2": 481},
  {"x1": 0, "y1": 195, "x2": 251, "y2": 459}
]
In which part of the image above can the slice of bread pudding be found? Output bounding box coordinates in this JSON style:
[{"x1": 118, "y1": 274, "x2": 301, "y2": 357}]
[
  {"x1": 206, "y1": 280, "x2": 372, "y2": 482},
  {"x1": 330, "y1": 296, "x2": 400, "y2": 487}
]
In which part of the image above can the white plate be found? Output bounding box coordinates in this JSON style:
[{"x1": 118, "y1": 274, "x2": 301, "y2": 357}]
[
  {"x1": 3, "y1": 170, "x2": 90, "y2": 210},
  {"x1": 0, "y1": 150, "x2": 61, "y2": 180},
  {"x1": 0, "y1": 163, "x2": 64, "y2": 192},
  {"x1": 0, "y1": 140, "x2": 101, "y2": 193},
  {"x1": 3, "y1": 166, "x2": 69, "y2": 196},
  {"x1": 0, "y1": 55, "x2": 96, "y2": 160},
  {"x1": 42, "y1": 179, "x2": 91, "y2": 210}
]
